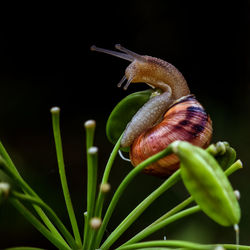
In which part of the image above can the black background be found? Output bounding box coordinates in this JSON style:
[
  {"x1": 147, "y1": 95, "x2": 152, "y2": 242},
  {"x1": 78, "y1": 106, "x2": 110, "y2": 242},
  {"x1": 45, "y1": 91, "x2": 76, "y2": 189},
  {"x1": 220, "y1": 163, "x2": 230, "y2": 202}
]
[{"x1": 0, "y1": 1, "x2": 250, "y2": 249}]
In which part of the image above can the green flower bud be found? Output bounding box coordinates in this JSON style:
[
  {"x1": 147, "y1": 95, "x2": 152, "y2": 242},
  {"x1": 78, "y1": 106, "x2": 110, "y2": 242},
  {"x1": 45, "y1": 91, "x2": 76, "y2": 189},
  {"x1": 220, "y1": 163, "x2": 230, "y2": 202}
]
[
  {"x1": 206, "y1": 141, "x2": 236, "y2": 170},
  {"x1": 172, "y1": 141, "x2": 240, "y2": 226}
]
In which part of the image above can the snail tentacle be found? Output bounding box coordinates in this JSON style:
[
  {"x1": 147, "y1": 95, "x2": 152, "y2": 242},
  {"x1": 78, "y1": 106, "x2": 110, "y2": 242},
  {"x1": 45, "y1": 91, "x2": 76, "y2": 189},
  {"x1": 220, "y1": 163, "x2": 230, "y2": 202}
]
[
  {"x1": 117, "y1": 75, "x2": 127, "y2": 88},
  {"x1": 90, "y1": 45, "x2": 134, "y2": 62},
  {"x1": 115, "y1": 44, "x2": 146, "y2": 62}
]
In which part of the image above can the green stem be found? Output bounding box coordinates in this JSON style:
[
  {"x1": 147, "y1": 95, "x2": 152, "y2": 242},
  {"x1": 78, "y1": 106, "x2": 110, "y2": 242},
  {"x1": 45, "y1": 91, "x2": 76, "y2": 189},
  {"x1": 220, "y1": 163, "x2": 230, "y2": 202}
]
[
  {"x1": 116, "y1": 240, "x2": 250, "y2": 250},
  {"x1": 117, "y1": 206, "x2": 201, "y2": 249},
  {"x1": 120, "y1": 196, "x2": 194, "y2": 247},
  {"x1": 94, "y1": 139, "x2": 238, "y2": 248},
  {"x1": 10, "y1": 198, "x2": 71, "y2": 250},
  {"x1": 51, "y1": 107, "x2": 82, "y2": 247},
  {"x1": 11, "y1": 191, "x2": 78, "y2": 250},
  {"x1": 101, "y1": 169, "x2": 181, "y2": 250},
  {"x1": 0, "y1": 141, "x2": 20, "y2": 175},
  {"x1": 85, "y1": 147, "x2": 98, "y2": 250},
  {"x1": 87, "y1": 135, "x2": 122, "y2": 250},
  {"x1": 120, "y1": 157, "x2": 243, "y2": 247},
  {"x1": 82, "y1": 120, "x2": 97, "y2": 249},
  {"x1": 222, "y1": 244, "x2": 250, "y2": 250},
  {"x1": 94, "y1": 145, "x2": 174, "y2": 248},
  {"x1": 94, "y1": 133, "x2": 122, "y2": 218},
  {"x1": 84, "y1": 120, "x2": 96, "y2": 152},
  {"x1": 225, "y1": 160, "x2": 243, "y2": 176},
  {"x1": 0, "y1": 153, "x2": 66, "y2": 244},
  {"x1": 147, "y1": 196, "x2": 194, "y2": 227}
]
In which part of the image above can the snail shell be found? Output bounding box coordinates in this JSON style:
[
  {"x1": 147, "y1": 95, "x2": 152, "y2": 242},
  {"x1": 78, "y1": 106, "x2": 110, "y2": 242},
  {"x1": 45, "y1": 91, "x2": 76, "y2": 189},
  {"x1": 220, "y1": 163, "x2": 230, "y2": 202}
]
[{"x1": 130, "y1": 95, "x2": 213, "y2": 177}]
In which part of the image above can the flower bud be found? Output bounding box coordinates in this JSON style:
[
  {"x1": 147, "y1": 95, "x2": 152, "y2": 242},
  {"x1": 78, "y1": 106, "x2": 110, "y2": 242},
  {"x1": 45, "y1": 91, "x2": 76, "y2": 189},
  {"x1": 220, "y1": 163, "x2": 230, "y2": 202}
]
[
  {"x1": 90, "y1": 217, "x2": 102, "y2": 230},
  {"x1": 84, "y1": 120, "x2": 96, "y2": 129},
  {"x1": 100, "y1": 183, "x2": 111, "y2": 193},
  {"x1": 172, "y1": 141, "x2": 241, "y2": 227},
  {"x1": 0, "y1": 182, "x2": 10, "y2": 204}
]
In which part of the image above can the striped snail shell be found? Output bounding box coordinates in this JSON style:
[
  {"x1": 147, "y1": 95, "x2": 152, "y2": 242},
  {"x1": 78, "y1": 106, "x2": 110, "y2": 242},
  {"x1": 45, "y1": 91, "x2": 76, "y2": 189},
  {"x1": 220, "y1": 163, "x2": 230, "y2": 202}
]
[
  {"x1": 91, "y1": 44, "x2": 213, "y2": 177},
  {"x1": 130, "y1": 94, "x2": 212, "y2": 177}
]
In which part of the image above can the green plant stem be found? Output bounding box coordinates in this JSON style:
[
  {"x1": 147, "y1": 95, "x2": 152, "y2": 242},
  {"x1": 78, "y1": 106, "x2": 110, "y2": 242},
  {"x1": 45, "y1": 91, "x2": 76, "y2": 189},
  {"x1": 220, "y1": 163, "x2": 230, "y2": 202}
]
[
  {"x1": 0, "y1": 141, "x2": 20, "y2": 175},
  {"x1": 116, "y1": 240, "x2": 250, "y2": 250},
  {"x1": 87, "y1": 135, "x2": 122, "y2": 250},
  {"x1": 86, "y1": 145, "x2": 98, "y2": 223},
  {"x1": 82, "y1": 121, "x2": 97, "y2": 250},
  {"x1": 225, "y1": 160, "x2": 243, "y2": 176},
  {"x1": 120, "y1": 197, "x2": 194, "y2": 247},
  {"x1": 51, "y1": 108, "x2": 82, "y2": 247},
  {"x1": 121, "y1": 158, "x2": 243, "y2": 247},
  {"x1": 11, "y1": 191, "x2": 79, "y2": 250},
  {"x1": 0, "y1": 151, "x2": 66, "y2": 244},
  {"x1": 85, "y1": 148, "x2": 98, "y2": 250},
  {"x1": 148, "y1": 196, "x2": 194, "y2": 227},
  {"x1": 117, "y1": 205, "x2": 201, "y2": 249},
  {"x1": 97, "y1": 140, "x2": 241, "y2": 249},
  {"x1": 120, "y1": 197, "x2": 195, "y2": 247},
  {"x1": 94, "y1": 133, "x2": 123, "y2": 218},
  {"x1": 100, "y1": 169, "x2": 181, "y2": 250},
  {"x1": 94, "y1": 145, "x2": 174, "y2": 248},
  {"x1": 10, "y1": 198, "x2": 71, "y2": 250},
  {"x1": 222, "y1": 244, "x2": 250, "y2": 250}
]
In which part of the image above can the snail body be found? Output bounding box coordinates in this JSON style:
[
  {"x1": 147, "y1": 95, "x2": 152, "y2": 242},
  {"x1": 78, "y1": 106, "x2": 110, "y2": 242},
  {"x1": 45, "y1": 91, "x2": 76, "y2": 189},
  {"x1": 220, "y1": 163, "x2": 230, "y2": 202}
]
[{"x1": 91, "y1": 44, "x2": 213, "y2": 177}]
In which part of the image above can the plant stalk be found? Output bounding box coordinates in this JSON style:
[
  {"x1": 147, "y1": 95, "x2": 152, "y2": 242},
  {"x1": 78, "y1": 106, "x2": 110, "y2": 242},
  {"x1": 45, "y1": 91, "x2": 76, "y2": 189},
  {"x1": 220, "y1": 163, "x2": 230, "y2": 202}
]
[
  {"x1": 95, "y1": 144, "x2": 174, "y2": 248},
  {"x1": 82, "y1": 120, "x2": 97, "y2": 249},
  {"x1": 100, "y1": 169, "x2": 181, "y2": 249},
  {"x1": 116, "y1": 240, "x2": 250, "y2": 250},
  {"x1": 51, "y1": 107, "x2": 82, "y2": 247},
  {"x1": 11, "y1": 191, "x2": 78, "y2": 250},
  {"x1": 85, "y1": 147, "x2": 98, "y2": 250},
  {"x1": 10, "y1": 198, "x2": 71, "y2": 250},
  {"x1": 120, "y1": 157, "x2": 243, "y2": 247},
  {"x1": 0, "y1": 151, "x2": 66, "y2": 244},
  {"x1": 94, "y1": 133, "x2": 123, "y2": 218}
]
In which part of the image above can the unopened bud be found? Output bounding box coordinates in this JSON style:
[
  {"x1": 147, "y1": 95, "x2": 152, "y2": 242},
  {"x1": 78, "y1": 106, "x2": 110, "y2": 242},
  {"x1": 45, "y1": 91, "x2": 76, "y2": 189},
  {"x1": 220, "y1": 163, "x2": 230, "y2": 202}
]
[
  {"x1": 90, "y1": 217, "x2": 102, "y2": 230},
  {"x1": 0, "y1": 182, "x2": 10, "y2": 203},
  {"x1": 214, "y1": 246, "x2": 225, "y2": 250},
  {"x1": 206, "y1": 144, "x2": 217, "y2": 156},
  {"x1": 84, "y1": 120, "x2": 96, "y2": 129},
  {"x1": 50, "y1": 106, "x2": 60, "y2": 114},
  {"x1": 234, "y1": 190, "x2": 241, "y2": 200},
  {"x1": 100, "y1": 183, "x2": 111, "y2": 193},
  {"x1": 234, "y1": 224, "x2": 239, "y2": 232},
  {"x1": 215, "y1": 141, "x2": 226, "y2": 155},
  {"x1": 88, "y1": 146, "x2": 98, "y2": 155}
]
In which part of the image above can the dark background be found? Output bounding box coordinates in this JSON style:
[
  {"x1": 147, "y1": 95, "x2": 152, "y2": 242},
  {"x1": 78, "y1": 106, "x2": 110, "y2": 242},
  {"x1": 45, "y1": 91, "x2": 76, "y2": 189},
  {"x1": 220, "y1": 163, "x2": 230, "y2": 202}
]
[{"x1": 0, "y1": 1, "x2": 249, "y2": 249}]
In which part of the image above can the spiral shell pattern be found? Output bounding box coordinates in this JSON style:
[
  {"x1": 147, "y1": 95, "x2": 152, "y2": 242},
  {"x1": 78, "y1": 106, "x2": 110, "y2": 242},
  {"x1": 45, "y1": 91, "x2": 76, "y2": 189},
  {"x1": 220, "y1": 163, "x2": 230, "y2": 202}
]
[{"x1": 130, "y1": 95, "x2": 213, "y2": 177}]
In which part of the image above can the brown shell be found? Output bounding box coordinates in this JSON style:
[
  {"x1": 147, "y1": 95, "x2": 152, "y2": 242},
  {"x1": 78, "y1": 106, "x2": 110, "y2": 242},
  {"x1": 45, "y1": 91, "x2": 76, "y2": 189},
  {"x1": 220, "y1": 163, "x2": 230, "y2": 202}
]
[{"x1": 130, "y1": 95, "x2": 213, "y2": 177}]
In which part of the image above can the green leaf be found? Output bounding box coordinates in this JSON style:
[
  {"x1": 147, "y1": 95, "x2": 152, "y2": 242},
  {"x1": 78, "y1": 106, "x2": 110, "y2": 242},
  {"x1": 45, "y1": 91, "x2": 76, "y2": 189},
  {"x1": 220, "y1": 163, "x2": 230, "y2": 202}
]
[{"x1": 106, "y1": 89, "x2": 154, "y2": 151}]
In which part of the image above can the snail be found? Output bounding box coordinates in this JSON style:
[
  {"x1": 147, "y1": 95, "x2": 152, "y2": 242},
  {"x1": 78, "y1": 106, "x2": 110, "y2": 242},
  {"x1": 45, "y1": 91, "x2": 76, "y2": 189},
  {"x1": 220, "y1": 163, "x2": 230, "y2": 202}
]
[{"x1": 91, "y1": 44, "x2": 213, "y2": 177}]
